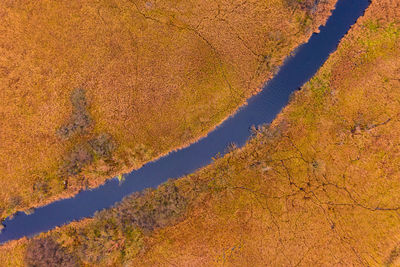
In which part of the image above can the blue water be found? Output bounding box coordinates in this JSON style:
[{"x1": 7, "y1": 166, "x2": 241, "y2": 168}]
[{"x1": 0, "y1": 0, "x2": 370, "y2": 244}]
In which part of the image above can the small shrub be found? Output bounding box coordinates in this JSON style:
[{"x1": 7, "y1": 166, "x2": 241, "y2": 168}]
[
  {"x1": 59, "y1": 133, "x2": 117, "y2": 179},
  {"x1": 61, "y1": 144, "x2": 93, "y2": 177},
  {"x1": 133, "y1": 144, "x2": 154, "y2": 163},
  {"x1": 33, "y1": 180, "x2": 50, "y2": 195},
  {"x1": 57, "y1": 88, "x2": 92, "y2": 139},
  {"x1": 70, "y1": 88, "x2": 87, "y2": 110},
  {"x1": 225, "y1": 143, "x2": 237, "y2": 154},
  {"x1": 251, "y1": 120, "x2": 287, "y2": 140},
  {"x1": 386, "y1": 246, "x2": 400, "y2": 266},
  {"x1": 9, "y1": 195, "x2": 22, "y2": 209},
  {"x1": 100, "y1": 182, "x2": 187, "y2": 232},
  {"x1": 24, "y1": 208, "x2": 35, "y2": 215},
  {"x1": 25, "y1": 237, "x2": 78, "y2": 267},
  {"x1": 284, "y1": 0, "x2": 319, "y2": 12},
  {"x1": 88, "y1": 133, "x2": 116, "y2": 158},
  {"x1": 311, "y1": 160, "x2": 319, "y2": 169}
]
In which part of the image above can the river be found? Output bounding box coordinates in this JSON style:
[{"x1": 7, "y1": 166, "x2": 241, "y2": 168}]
[{"x1": 0, "y1": 0, "x2": 370, "y2": 244}]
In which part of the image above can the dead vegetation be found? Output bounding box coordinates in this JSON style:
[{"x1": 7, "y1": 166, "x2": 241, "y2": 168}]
[
  {"x1": 61, "y1": 144, "x2": 94, "y2": 177},
  {"x1": 61, "y1": 182, "x2": 186, "y2": 265},
  {"x1": 110, "y1": 182, "x2": 188, "y2": 232},
  {"x1": 0, "y1": 0, "x2": 397, "y2": 265},
  {"x1": 25, "y1": 237, "x2": 78, "y2": 267},
  {"x1": 0, "y1": 0, "x2": 337, "y2": 219},
  {"x1": 88, "y1": 133, "x2": 116, "y2": 159},
  {"x1": 57, "y1": 88, "x2": 93, "y2": 140}
]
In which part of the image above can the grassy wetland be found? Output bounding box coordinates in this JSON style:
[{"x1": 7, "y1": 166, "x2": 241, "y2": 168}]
[
  {"x1": 2, "y1": 0, "x2": 400, "y2": 266},
  {"x1": 0, "y1": 0, "x2": 336, "y2": 219}
]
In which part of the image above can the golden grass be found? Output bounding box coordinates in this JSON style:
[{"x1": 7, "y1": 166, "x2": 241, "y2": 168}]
[
  {"x1": 2, "y1": 0, "x2": 400, "y2": 266},
  {"x1": 130, "y1": 1, "x2": 400, "y2": 264},
  {"x1": 0, "y1": 0, "x2": 336, "y2": 219},
  {"x1": 127, "y1": 2, "x2": 400, "y2": 264}
]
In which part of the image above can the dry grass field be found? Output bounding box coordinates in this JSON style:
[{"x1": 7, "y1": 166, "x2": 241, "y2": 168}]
[
  {"x1": 2, "y1": 0, "x2": 400, "y2": 266},
  {"x1": 0, "y1": 0, "x2": 336, "y2": 219}
]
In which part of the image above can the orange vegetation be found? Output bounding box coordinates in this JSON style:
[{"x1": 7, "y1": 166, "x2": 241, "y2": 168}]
[
  {"x1": 0, "y1": 0, "x2": 336, "y2": 219},
  {"x1": 2, "y1": 0, "x2": 400, "y2": 266}
]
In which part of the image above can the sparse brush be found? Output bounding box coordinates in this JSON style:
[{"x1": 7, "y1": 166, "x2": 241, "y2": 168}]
[
  {"x1": 57, "y1": 88, "x2": 93, "y2": 140},
  {"x1": 25, "y1": 237, "x2": 78, "y2": 267},
  {"x1": 88, "y1": 133, "x2": 116, "y2": 158},
  {"x1": 61, "y1": 144, "x2": 94, "y2": 177}
]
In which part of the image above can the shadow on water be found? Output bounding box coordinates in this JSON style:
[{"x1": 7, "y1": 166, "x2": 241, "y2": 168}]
[{"x1": 0, "y1": 0, "x2": 370, "y2": 243}]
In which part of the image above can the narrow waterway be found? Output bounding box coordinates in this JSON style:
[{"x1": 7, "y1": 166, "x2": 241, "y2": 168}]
[{"x1": 0, "y1": 0, "x2": 370, "y2": 244}]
